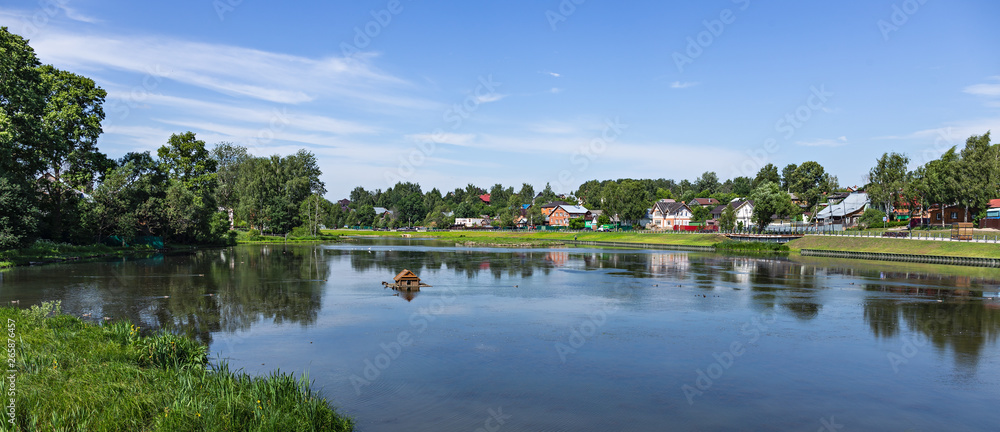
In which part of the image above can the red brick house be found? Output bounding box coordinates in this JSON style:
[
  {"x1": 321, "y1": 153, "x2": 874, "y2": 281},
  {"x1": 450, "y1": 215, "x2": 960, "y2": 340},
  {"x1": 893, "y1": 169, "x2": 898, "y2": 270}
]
[{"x1": 548, "y1": 205, "x2": 591, "y2": 227}]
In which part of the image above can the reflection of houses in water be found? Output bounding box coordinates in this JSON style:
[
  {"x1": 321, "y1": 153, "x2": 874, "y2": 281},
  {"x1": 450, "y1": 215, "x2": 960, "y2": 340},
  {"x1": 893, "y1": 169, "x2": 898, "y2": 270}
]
[
  {"x1": 544, "y1": 251, "x2": 569, "y2": 267},
  {"x1": 647, "y1": 253, "x2": 690, "y2": 276}
]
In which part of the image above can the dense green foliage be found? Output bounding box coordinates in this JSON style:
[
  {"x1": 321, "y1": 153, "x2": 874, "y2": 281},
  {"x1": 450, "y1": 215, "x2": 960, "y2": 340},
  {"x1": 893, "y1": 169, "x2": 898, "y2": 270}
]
[
  {"x1": 890, "y1": 132, "x2": 997, "y2": 223},
  {"x1": 0, "y1": 303, "x2": 353, "y2": 431},
  {"x1": 0, "y1": 28, "x2": 332, "y2": 250},
  {"x1": 750, "y1": 181, "x2": 798, "y2": 230}
]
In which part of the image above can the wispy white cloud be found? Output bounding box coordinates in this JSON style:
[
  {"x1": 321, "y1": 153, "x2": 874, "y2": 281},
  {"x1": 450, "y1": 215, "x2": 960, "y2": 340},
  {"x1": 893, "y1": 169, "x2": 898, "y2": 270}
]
[
  {"x1": 475, "y1": 93, "x2": 507, "y2": 104},
  {"x1": 549, "y1": 72, "x2": 561, "y2": 78},
  {"x1": 549, "y1": 87, "x2": 562, "y2": 94},
  {"x1": 104, "y1": 91, "x2": 380, "y2": 136},
  {"x1": 670, "y1": 81, "x2": 699, "y2": 89},
  {"x1": 28, "y1": 31, "x2": 433, "y2": 109},
  {"x1": 405, "y1": 133, "x2": 476, "y2": 146},
  {"x1": 964, "y1": 76, "x2": 1000, "y2": 97},
  {"x1": 796, "y1": 136, "x2": 848, "y2": 147},
  {"x1": 59, "y1": 5, "x2": 100, "y2": 23}
]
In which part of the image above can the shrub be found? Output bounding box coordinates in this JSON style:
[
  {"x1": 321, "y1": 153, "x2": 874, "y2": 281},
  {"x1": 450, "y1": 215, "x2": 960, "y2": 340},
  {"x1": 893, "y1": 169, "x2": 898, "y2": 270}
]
[{"x1": 247, "y1": 229, "x2": 261, "y2": 241}]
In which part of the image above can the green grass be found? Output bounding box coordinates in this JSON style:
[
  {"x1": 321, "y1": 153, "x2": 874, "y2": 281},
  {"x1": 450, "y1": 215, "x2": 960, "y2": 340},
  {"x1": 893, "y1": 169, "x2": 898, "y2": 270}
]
[
  {"x1": 787, "y1": 235, "x2": 1000, "y2": 259},
  {"x1": 1, "y1": 302, "x2": 354, "y2": 431},
  {"x1": 714, "y1": 241, "x2": 789, "y2": 253},
  {"x1": 235, "y1": 230, "x2": 340, "y2": 244},
  {"x1": 0, "y1": 240, "x2": 137, "y2": 268},
  {"x1": 328, "y1": 229, "x2": 725, "y2": 247}
]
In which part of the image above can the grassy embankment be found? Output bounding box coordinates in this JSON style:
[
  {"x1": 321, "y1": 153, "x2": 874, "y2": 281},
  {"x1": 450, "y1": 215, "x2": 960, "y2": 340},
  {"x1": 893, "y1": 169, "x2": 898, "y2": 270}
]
[
  {"x1": 0, "y1": 302, "x2": 354, "y2": 431},
  {"x1": 786, "y1": 235, "x2": 1000, "y2": 259},
  {"x1": 330, "y1": 229, "x2": 725, "y2": 247},
  {"x1": 0, "y1": 240, "x2": 158, "y2": 269},
  {"x1": 235, "y1": 230, "x2": 340, "y2": 244}
]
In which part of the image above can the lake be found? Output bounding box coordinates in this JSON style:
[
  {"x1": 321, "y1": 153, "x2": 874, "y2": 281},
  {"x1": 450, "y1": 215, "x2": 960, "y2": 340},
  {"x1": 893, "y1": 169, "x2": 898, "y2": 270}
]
[{"x1": 1, "y1": 239, "x2": 999, "y2": 431}]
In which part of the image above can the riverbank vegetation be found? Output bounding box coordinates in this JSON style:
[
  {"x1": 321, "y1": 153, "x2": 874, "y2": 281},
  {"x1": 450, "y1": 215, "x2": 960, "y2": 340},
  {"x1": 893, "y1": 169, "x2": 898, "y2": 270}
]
[
  {"x1": 334, "y1": 229, "x2": 724, "y2": 247},
  {"x1": 1, "y1": 302, "x2": 353, "y2": 431},
  {"x1": 713, "y1": 241, "x2": 789, "y2": 254}
]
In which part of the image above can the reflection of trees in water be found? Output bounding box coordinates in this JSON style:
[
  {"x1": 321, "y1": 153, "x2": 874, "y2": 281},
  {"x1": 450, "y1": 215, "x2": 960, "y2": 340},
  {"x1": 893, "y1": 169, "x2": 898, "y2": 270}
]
[
  {"x1": 57, "y1": 246, "x2": 328, "y2": 345},
  {"x1": 863, "y1": 284, "x2": 1000, "y2": 371}
]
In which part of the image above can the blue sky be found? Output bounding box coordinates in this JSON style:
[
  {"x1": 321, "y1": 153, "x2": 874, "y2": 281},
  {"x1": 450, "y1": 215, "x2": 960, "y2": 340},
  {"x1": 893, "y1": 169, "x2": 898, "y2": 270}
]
[{"x1": 3, "y1": 0, "x2": 999, "y2": 200}]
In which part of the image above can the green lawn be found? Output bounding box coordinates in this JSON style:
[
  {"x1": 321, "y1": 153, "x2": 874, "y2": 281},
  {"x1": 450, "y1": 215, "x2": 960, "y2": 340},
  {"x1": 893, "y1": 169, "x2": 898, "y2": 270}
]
[
  {"x1": 787, "y1": 235, "x2": 1000, "y2": 259},
  {"x1": 328, "y1": 229, "x2": 726, "y2": 247},
  {"x1": 1, "y1": 302, "x2": 354, "y2": 431}
]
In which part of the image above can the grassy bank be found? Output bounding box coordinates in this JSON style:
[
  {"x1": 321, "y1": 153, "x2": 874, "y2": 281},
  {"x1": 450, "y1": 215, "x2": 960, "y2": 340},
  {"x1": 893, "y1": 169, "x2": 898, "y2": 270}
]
[
  {"x1": 235, "y1": 230, "x2": 340, "y2": 244},
  {"x1": 1, "y1": 302, "x2": 353, "y2": 431},
  {"x1": 786, "y1": 235, "x2": 1000, "y2": 259},
  {"x1": 330, "y1": 229, "x2": 725, "y2": 247},
  {"x1": 0, "y1": 240, "x2": 158, "y2": 269}
]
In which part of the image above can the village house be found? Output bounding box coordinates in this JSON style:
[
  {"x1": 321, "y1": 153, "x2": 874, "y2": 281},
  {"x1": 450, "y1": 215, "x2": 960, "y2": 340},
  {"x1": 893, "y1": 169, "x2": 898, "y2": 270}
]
[
  {"x1": 651, "y1": 200, "x2": 692, "y2": 230},
  {"x1": 689, "y1": 197, "x2": 719, "y2": 207},
  {"x1": 710, "y1": 199, "x2": 755, "y2": 229},
  {"x1": 548, "y1": 205, "x2": 591, "y2": 227},
  {"x1": 814, "y1": 192, "x2": 868, "y2": 227},
  {"x1": 981, "y1": 199, "x2": 1000, "y2": 229},
  {"x1": 454, "y1": 217, "x2": 486, "y2": 227},
  {"x1": 927, "y1": 205, "x2": 973, "y2": 226}
]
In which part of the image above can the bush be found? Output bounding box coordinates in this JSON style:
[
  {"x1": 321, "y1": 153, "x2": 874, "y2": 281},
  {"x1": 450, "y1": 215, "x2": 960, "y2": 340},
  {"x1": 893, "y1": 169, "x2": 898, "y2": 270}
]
[
  {"x1": 247, "y1": 229, "x2": 261, "y2": 241},
  {"x1": 859, "y1": 208, "x2": 886, "y2": 228},
  {"x1": 714, "y1": 241, "x2": 789, "y2": 253}
]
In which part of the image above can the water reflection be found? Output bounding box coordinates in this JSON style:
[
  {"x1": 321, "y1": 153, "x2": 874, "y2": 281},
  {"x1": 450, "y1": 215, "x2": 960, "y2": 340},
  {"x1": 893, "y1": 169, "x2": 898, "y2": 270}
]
[
  {"x1": 0, "y1": 245, "x2": 329, "y2": 345},
  {"x1": 3, "y1": 241, "x2": 1000, "y2": 381}
]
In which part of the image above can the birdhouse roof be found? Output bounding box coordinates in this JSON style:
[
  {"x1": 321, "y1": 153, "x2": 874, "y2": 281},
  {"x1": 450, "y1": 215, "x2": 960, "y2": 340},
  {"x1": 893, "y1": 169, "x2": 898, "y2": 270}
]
[{"x1": 394, "y1": 269, "x2": 420, "y2": 282}]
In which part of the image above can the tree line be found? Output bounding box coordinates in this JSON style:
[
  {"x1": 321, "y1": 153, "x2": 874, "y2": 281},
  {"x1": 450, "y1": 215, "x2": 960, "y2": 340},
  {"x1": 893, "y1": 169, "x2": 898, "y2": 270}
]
[
  {"x1": 868, "y1": 132, "x2": 996, "y2": 223},
  {"x1": 0, "y1": 28, "x2": 326, "y2": 249}
]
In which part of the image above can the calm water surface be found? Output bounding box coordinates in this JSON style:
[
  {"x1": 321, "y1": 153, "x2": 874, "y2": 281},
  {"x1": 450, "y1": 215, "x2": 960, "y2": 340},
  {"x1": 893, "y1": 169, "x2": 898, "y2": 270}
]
[{"x1": 1, "y1": 240, "x2": 999, "y2": 431}]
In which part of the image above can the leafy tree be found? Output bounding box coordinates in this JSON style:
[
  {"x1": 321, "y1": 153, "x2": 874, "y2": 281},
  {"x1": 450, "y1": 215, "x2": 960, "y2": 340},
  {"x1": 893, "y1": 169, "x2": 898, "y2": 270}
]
[
  {"x1": 569, "y1": 217, "x2": 585, "y2": 230},
  {"x1": 790, "y1": 161, "x2": 829, "y2": 212},
  {"x1": 753, "y1": 163, "x2": 780, "y2": 189},
  {"x1": 537, "y1": 182, "x2": 558, "y2": 203},
  {"x1": 731, "y1": 176, "x2": 753, "y2": 196},
  {"x1": 694, "y1": 172, "x2": 720, "y2": 195},
  {"x1": 597, "y1": 214, "x2": 611, "y2": 225},
  {"x1": 299, "y1": 194, "x2": 332, "y2": 236},
  {"x1": 158, "y1": 132, "x2": 217, "y2": 190},
  {"x1": 957, "y1": 132, "x2": 996, "y2": 221},
  {"x1": 859, "y1": 208, "x2": 887, "y2": 229},
  {"x1": 655, "y1": 188, "x2": 674, "y2": 200},
  {"x1": 518, "y1": 183, "x2": 536, "y2": 204},
  {"x1": 527, "y1": 204, "x2": 543, "y2": 227},
  {"x1": 349, "y1": 187, "x2": 375, "y2": 208},
  {"x1": 617, "y1": 180, "x2": 650, "y2": 226},
  {"x1": 212, "y1": 142, "x2": 249, "y2": 213},
  {"x1": 454, "y1": 202, "x2": 477, "y2": 218},
  {"x1": 395, "y1": 192, "x2": 425, "y2": 226},
  {"x1": 867, "y1": 152, "x2": 909, "y2": 216},
  {"x1": 356, "y1": 205, "x2": 376, "y2": 227},
  {"x1": 719, "y1": 203, "x2": 736, "y2": 231},
  {"x1": 749, "y1": 181, "x2": 796, "y2": 231},
  {"x1": 157, "y1": 132, "x2": 221, "y2": 242},
  {"x1": 781, "y1": 164, "x2": 798, "y2": 191},
  {"x1": 0, "y1": 28, "x2": 45, "y2": 247},
  {"x1": 691, "y1": 206, "x2": 711, "y2": 223},
  {"x1": 0, "y1": 177, "x2": 40, "y2": 249}
]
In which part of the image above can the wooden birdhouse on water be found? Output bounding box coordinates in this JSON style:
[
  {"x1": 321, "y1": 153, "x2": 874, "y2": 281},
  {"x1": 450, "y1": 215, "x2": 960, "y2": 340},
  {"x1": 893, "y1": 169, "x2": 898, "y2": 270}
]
[
  {"x1": 382, "y1": 269, "x2": 430, "y2": 292},
  {"x1": 393, "y1": 269, "x2": 422, "y2": 290}
]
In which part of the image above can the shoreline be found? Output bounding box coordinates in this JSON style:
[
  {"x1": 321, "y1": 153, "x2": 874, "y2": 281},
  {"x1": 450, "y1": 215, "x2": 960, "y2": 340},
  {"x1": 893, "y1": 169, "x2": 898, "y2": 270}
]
[{"x1": 331, "y1": 229, "x2": 1000, "y2": 266}]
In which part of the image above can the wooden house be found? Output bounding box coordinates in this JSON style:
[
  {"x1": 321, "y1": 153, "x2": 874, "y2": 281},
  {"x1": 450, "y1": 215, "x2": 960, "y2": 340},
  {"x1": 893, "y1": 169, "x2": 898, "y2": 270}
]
[{"x1": 394, "y1": 269, "x2": 422, "y2": 290}]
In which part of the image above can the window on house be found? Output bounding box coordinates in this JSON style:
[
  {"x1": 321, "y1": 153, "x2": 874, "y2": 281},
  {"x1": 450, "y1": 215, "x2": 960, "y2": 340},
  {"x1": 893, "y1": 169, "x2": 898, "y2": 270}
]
[
  {"x1": 936, "y1": 213, "x2": 942, "y2": 220},
  {"x1": 950, "y1": 212, "x2": 957, "y2": 219}
]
